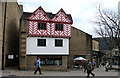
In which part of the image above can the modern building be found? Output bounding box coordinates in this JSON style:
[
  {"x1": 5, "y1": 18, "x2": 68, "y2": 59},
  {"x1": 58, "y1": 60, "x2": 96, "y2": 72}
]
[
  {"x1": 1, "y1": 2, "x2": 23, "y2": 69},
  {"x1": 20, "y1": 6, "x2": 73, "y2": 71}
]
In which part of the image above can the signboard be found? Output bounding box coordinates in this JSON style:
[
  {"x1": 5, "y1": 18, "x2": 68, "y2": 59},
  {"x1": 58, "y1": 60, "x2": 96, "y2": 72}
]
[{"x1": 8, "y1": 55, "x2": 14, "y2": 59}]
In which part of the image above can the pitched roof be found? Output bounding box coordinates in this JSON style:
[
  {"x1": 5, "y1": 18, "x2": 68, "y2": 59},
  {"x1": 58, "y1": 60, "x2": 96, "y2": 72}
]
[
  {"x1": 21, "y1": 12, "x2": 32, "y2": 19},
  {"x1": 21, "y1": 11, "x2": 73, "y2": 21}
]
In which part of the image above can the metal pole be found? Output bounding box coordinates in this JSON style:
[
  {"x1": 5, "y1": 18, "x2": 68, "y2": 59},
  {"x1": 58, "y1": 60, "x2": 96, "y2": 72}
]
[{"x1": 2, "y1": 0, "x2": 7, "y2": 70}]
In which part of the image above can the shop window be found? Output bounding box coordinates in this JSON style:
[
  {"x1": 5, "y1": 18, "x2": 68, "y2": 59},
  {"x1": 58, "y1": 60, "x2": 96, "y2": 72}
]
[
  {"x1": 38, "y1": 22, "x2": 46, "y2": 30},
  {"x1": 55, "y1": 24, "x2": 63, "y2": 31},
  {"x1": 55, "y1": 39, "x2": 63, "y2": 47},
  {"x1": 40, "y1": 60, "x2": 45, "y2": 64},
  {"x1": 54, "y1": 60, "x2": 62, "y2": 65},
  {"x1": 40, "y1": 58, "x2": 62, "y2": 65},
  {"x1": 37, "y1": 39, "x2": 46, "y2": 46},
  {"x1": 46, "y1": 59, "x2": 54, "y2": 65}
]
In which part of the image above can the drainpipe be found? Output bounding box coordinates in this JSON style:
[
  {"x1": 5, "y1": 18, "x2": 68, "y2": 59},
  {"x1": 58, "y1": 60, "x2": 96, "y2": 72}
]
[{"x1": 2, "y1": 0, "x2": 7, "y2": 70}]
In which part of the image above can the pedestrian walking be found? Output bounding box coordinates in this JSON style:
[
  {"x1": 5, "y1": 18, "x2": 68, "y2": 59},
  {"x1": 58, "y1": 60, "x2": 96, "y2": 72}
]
[
  {"x1": 84, "y1": 60, "x2": 89, "y2": 72},
  {"x1": 86, "y1": 61, "x2": 95, "y2": 77},
  {"x1": 94, "y1": 61, "x2": 97, "y2": 68},
  {"x1": 34, "y1": 57, "x2": 42, "y2": 75},
  {"x1": 105, "y1": 61, "x2": 109, "y2": 72}
]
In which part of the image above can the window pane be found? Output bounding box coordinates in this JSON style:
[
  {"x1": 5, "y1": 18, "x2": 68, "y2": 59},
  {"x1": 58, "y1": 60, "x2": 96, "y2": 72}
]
[
  {"x1": 38, "y1": 23, "x2": 46, "y2": 30},
  {"x1": 44, "y1": 39, "x2": 46, "y2": 46},
  {"x1": 40, "y1": 58, "x2": 62, "y2": 65},
  {"x1": 38, "y1": 23, "x2": 40, "y2": 29},
  {"x1": 55, "y1": 39, "x2": 63, "y2": 47},
  {"x1": 46, "y1": 59, "x2": 54, "y2": 65},
  {"x1": 55, "y1": 24, "x2": 63, "y2": 31},
  {"x1": 54, "y1": 60, "x2": 62, "y2": 65},
  {"x1": 37, "y1": 39, "x2": 46, "y2": 46},
  {"x1": 55, "y1": 24, "x2": 58, "y2": 31},
  {"x1": 61, "y1": 24, "x2": 63, "y2": 31},
  {"x1": 41, "y1": 59, "x2": 45, "y2": 65}
]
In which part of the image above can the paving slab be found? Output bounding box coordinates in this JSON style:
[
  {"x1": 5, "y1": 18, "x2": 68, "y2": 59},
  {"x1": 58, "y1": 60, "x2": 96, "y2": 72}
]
[{"x1": 1, "y1": 67, "x2": 119, "y2": 77}]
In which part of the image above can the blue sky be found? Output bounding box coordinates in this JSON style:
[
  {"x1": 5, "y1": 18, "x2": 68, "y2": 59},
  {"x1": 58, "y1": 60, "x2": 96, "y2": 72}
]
[{"x1": 18, "y1": 0, "x2": 119, "y2": 37}]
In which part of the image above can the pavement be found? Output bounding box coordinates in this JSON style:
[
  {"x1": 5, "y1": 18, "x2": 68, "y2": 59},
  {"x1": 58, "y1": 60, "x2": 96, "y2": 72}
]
[{"x1": 1, "y1": 66, "x2": 119, "y2": 78}]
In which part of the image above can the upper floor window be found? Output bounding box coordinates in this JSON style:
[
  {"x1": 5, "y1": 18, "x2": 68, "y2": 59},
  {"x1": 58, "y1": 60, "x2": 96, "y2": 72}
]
[
  {"x1": 37, "y1": 39, "x2": 46, "y2": 46},
  {"x1": 55, "y1": 39, "x2": 63, "y2": 47},
  {"x1": 38, "y1": 23, "x2": 46, "y2": 30},
  {"x1": 55, "y1": 24, "x2": 63, "y2": 31}
]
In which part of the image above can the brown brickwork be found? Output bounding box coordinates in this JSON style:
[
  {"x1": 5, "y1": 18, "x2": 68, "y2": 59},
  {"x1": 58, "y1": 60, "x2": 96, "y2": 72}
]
[
  {"x1": 68, "y1": 27, "x2": 92, "y2": 66},
  {"x1": 1, "y1": 2, "x2": 23, "y2": 69},
  {"x1": 19, "y1": 33, "x2": 27, "y2": 70},
  {"x1": 26, "y1": 56, "x2": 68, "y2": 71},
  {"x1": 19, "y1": 14, "x2": 29, "y2": 70}
]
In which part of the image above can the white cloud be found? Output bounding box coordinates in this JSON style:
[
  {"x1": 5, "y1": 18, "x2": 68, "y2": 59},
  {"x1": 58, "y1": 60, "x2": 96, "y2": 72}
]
[{"x1": 18, "y1": 0, "x2": 120, "y2": 37}]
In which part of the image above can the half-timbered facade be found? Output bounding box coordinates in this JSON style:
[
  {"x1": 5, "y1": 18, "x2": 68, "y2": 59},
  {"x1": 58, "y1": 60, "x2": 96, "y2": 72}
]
[{"x1": 20, "y1": 6, "x2": 72, "y2": 71}]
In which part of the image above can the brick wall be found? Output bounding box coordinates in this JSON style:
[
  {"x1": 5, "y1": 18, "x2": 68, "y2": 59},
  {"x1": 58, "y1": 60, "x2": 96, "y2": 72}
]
[
  {"x1": 19, "y1": 33, "x2": 27, "y2": 70},
  {"x1": 26, "y1": 56, "x2": 67, "y2": 71},
  {"x1": 19, "y1": 18, "x2": 28, "y2": 70},
  {"x1": 68, "y1": 27, "x2": 92, "y2": 66},
  {"x1": 86, "y1": 34, "x2": 92, "y2": 61},
  {"x1": 1, "y1": 2, "x2": 23, "y2": 68}
]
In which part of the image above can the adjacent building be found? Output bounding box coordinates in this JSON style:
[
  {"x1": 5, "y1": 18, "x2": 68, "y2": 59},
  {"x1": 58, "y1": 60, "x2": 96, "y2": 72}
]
[
  {"x1": 68, "y1": 27, "x2": 92, "y2": 66},
  {"x1": 93, "y1": 38, "x2": 117, "y2": 66},
  {"x1": 92, "y1": 40, "x2": 99, "y2": 51},
  {"x1": 92, "y1": 40, "x2": 105, "y2": 67},
  {"x1": 112, "y1": 47, "x2": 120, "y2": 65},
  {"x1": 1, "y1": 2, "x2": 23, "y2": 69}
]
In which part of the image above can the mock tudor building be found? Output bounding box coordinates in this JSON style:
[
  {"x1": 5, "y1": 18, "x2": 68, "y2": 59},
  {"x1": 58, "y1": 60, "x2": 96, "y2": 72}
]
[
  {"x1": 20, "y1": 6, "x2": 73, "y2": 71},
  {"x1": 20, "y1": 6, "x2": 93, "y2": 71}
]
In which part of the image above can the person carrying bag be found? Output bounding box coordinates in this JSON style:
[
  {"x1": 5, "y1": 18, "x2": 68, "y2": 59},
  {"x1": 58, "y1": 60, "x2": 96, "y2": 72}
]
[{"x1": 34, "y1": 57, "x2": 42, "y2": 75}]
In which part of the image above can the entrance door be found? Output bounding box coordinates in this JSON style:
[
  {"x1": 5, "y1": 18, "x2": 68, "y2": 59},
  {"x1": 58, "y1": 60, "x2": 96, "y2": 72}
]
[{"x1": 6, "y1": 54, "x2": 19, "y2": 68}]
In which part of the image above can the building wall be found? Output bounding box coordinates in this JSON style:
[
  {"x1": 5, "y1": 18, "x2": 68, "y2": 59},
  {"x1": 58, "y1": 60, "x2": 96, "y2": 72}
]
[
  {"x1": 92, "y1": 40, "x2": 99, "y2": 51},
  {"x1": 28, "y1": 21, "x2": 71, "y2": 38},
  {"x1": 19, "y1": 14, "x2": 68, "y2": 71},
  {"x1": 86, "y1": 34, "x2": 92, "y2": 61},
  {"x1": 19, "y1": 16, "x2": 28, "y2": 70},
  {"x1": 27, "y1": 37, "x2": 69, "y2": 55},
  {"x1": 112, "y1": 47, "x2": 120, "y2": 56},
  {"x1": 68, "y1": 27, "x2": 92, "y2": 66},
  {"x1": 26, "y1": 56, "x2": 67, "y2": 71},
  {"x1": 1, "y1": 2, "x2": 23, "y2": 68}
]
